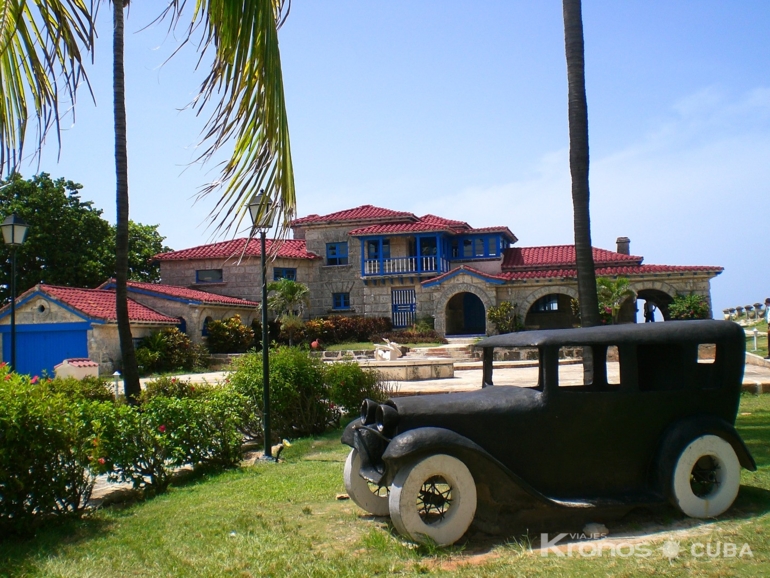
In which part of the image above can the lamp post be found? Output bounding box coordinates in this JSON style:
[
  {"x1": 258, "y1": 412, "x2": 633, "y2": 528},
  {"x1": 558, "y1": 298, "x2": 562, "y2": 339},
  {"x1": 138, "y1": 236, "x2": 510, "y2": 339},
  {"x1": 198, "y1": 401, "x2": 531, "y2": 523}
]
[
  {"x1": 248, "y1": 191, "x2": 275, "y2": 460},
  {"x1": 1, "y1": 214, "x2": 29, "y2": 370}
]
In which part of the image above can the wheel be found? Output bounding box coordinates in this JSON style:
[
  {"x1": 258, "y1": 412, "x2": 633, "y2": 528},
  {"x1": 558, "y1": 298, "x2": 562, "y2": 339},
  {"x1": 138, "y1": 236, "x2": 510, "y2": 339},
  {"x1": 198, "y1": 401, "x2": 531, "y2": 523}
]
[
  {"x1": 344, "y1": 449, "x2": 390, "y2": 516},
  {"x1": 671, "y1": 435, "x2": 741, "y2": 518},
  {"x1": 389, "y1": 454, "x2": 476, "y2": 545}
]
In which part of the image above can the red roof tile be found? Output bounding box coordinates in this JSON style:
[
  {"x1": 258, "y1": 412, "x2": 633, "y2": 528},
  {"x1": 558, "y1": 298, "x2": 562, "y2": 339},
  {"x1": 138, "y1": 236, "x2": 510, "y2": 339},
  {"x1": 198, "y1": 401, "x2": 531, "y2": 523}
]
[
  {"x1": 349, "y1": 222, "x2": 457, "y2": 236},
  {"x1": 128, "y1": 281, "x2": 259, "y2": 307},
  {"x1": 291, "y1": 205, "x2": 417, "y2": 226},
  {"x1": 419, "y1": 214, "x2": 472, "y2": 231},
  {"x1": 154, "y1": 238, "x2": 318, "y2": 261},
  {"x1": 467, "y1": 226, "x2": 518, "y2": 242},
  {"x1": 498, "y1": 264, "x2": 723, "y2": 281},
  {"x1": 502, "y1": 245, "x2": 642, "y2": 270},
  {"x1": 39, "y1": 285, "x2": 179, "y2": 324},
  {"x1": 57, "y1": 358, "x2": 99, "y2": 368},
  {"x1": 98, "y1": 280, "x2": 260, "y2": 307}
]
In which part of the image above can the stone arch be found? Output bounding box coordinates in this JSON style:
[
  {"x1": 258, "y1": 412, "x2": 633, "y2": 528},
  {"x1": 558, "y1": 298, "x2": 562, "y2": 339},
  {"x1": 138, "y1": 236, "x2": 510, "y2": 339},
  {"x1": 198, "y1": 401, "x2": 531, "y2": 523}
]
[
  {"x1": 629, "y1": 280, "x2": 678, "y2": 321},
  {"x1": 521, "y1": 285, "x2": 580, "y2": 330},
  {"x1": 434, "y1": 282, "x2": 495, "y2": 336},
  {"x1": 519, "y1": 285, "x2": 579, "y2": 317}
]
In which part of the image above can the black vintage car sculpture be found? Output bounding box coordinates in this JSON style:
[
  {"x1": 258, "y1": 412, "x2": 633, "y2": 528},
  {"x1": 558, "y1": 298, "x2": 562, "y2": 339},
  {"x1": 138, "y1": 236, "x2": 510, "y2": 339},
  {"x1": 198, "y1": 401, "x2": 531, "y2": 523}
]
[{"x1": 342, "y1": 320, "x2": 756, "y2": 545}]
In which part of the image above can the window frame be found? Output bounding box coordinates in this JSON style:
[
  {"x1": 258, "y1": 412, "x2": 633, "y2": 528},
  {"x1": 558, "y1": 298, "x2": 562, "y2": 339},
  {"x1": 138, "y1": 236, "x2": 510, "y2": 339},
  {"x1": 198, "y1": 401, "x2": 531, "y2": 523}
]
[
  {"x1": 273, "y1": 267, "x2": 297, "y2": 281},
  {"x1": 332, "y1": 292, "x2": 351, "y2": 310},
  {"x1": 196, "y1": 269, "x2": 223, "y2": 283},
  {"x1": 326, "y1": 242, "x2": 349, "y2": 266}
]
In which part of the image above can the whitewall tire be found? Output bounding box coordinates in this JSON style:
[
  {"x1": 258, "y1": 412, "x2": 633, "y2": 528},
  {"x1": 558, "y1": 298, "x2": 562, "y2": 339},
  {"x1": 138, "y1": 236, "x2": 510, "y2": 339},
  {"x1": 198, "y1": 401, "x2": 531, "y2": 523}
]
[
  {"x1": 671, "y1": 435, "x2": 741, "y2": 518},
  {"x1": 344, "y1": 449, "x2": 390, "y2": 516},
  {"x1": 389, "y1": 454, "x2": 477, "y2": 545}
]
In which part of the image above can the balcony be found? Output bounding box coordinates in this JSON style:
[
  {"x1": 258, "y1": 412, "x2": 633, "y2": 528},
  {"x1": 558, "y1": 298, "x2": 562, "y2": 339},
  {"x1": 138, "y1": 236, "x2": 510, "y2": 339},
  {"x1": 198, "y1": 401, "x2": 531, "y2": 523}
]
[{"x1": 363, "y1": 255, "x2": 449, "y2": 277}]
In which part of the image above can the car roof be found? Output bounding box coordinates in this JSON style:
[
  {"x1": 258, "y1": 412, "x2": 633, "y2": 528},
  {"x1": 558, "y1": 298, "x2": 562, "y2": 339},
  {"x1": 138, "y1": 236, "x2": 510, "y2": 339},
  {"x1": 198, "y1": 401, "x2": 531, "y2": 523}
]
[{"x1": 475, "y1": 320, "x2": 745, "y2": 349}]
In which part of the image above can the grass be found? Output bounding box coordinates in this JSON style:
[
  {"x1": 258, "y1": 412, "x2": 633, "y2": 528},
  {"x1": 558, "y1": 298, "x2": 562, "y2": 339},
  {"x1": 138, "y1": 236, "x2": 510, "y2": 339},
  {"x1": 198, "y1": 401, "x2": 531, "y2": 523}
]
[
  {"x1": 3, "y1": 395, "x2": 770, "y2": 577},
  {"x1": 745, "y1": 321, "x2": 768, "y2": 358}
]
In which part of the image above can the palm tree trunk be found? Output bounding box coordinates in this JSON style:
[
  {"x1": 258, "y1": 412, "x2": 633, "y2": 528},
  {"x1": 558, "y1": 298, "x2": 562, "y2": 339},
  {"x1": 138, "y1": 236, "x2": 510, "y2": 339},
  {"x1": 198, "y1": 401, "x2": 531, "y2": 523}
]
[
  {"x1": 563, "y1": 0, "x2": 599, "y2": 329},
  {"x1": 114, "y1": 0, "x2": 141, "y2": 400}
]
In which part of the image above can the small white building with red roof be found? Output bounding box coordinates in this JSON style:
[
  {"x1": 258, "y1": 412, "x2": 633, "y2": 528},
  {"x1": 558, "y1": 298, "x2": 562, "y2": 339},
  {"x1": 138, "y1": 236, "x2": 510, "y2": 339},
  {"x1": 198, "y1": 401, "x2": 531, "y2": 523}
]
[
  {"x1": 0, "y1": 284, "x2": 180, "y2": 376},
  {"x1": 154, "y1": 205, "x2": 723, "y2": 337}
]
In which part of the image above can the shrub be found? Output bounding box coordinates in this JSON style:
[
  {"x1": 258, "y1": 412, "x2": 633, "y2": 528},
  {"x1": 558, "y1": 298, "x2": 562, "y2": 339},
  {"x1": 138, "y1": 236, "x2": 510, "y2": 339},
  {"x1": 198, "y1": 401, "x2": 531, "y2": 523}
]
[
  {"x1": 487, "y1": 301, "x2": 523, "y2": 334},
  {"x1": 97, "y1": 381, "x2": 247, "y2": 493},
  {"x1": 45, "y1": 375, "x2": 116, "y2": 402},
  {"x1": 135, "y1": 327, "x2": 208, "y2": 375},
  {"x1": 375, "y1": 329, "x2": 447, "y2": 345},
  {"x1": 325, "y1": 360, "x2": 389, "y2": 415},
  {"x1": 668, "y1": 293, "x2": 711, "y2": 320},
  {"x1": 0, "y1": 369, "x2": 105, "y2": 533},
  {"x1": 301, "y1": 316, "x2": 392, "y2": 346},
  {"x1": 206, "y1": 315, "x2": 255, "y2": 353},
  {"x1": 230, "y1": 347, "x2": 335, "y2": 441}
]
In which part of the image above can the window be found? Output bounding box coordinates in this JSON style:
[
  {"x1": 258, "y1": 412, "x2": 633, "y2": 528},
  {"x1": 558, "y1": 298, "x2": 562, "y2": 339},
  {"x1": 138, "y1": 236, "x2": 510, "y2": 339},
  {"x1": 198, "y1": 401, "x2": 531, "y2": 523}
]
[
  {"x1": 532, "y1": 295, "x2": 559, "y2": 312},
  {"x1": 474, "y1": 238, "x2": 484, "y2": 257},
  {"x1": 367, "y1": 239, "x2": 390, "y2": 259},
  {"x1": 196, "y1": 269, "x2": 223, "y2": 283},
  {"x1": 326, "y1": 242, "x2": 348, "y2": 265},
  {"x1": 273, "y1": 267, "x2": 297, "y2": 281},
  {"x1": 333, "y1": 292, "x2": 350, "y2": 310},
  {"x1": 202, "y1": 316, "x2": 214, "y2": 336}
]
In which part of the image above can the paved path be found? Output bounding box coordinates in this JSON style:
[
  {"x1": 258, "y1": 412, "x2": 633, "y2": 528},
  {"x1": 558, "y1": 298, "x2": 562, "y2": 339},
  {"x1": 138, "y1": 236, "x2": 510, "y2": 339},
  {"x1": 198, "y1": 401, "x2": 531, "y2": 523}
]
[{"x1": 154, "y1": 360, "x2": 770, "y2": 396}]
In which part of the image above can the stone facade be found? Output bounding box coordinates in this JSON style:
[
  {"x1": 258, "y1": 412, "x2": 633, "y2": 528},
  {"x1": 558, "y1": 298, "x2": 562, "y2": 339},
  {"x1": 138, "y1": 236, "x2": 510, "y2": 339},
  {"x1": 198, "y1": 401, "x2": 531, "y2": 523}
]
[{"x1": 158, "y1": 206, "x2": 723, "y2": 337}]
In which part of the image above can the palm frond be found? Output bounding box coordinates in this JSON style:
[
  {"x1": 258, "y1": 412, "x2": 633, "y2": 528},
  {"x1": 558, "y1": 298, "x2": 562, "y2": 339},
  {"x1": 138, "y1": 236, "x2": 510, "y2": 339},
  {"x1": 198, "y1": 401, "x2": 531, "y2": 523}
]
[
  {"x1": 0, "y1": 0, "x2": 95, "y2": 174},
  {"x1": 164, "y1": 0, "x2": 295, "y2": 239}
]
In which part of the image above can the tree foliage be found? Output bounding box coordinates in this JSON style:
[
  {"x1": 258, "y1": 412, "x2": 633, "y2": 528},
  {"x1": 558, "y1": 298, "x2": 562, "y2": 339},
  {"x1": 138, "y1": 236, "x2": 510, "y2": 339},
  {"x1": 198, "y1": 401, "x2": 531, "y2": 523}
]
[
  {"x1": 0, "y1": 173, "x2": 170, "y2": 302},
  {"x1": 668, "y1": 293, "x2": 711, "y2": 320},
  {"x1": 596, "y1": 277, "x2": 636, "y2": 325},
  {"x1": 487, "y1": 301, "x2": 523, "y2": 334}
]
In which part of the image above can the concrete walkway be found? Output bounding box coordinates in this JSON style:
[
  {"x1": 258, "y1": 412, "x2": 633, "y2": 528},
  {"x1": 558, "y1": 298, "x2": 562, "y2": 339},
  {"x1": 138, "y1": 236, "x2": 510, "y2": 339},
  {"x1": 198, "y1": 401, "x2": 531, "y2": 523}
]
[{"x1": 152, "y1": 359, "x2": 770, "y2": 396}]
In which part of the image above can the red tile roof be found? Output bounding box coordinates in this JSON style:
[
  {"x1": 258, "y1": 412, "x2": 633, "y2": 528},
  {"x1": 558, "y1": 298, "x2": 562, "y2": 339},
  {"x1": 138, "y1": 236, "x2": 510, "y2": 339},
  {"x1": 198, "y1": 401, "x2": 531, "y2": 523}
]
[
  {"x1": 291, "y1": 205, "x2": 417, "y2": 226},
  {"x1": 467, "y1": 226, "x2": 518, "y2": 242},
  {"x1": 154, "y1": 238, "x2": 318, "y2": 261},
  {"x1": 498, "y1": 264, "x2": 723, "y2": 281},
  {"x1": 419, "y1": 214, "x2": 471, "y2": 231},
  {"x1": 128, "y1": 281, "x2": 260, "y2": 307},
  {"x1": 502, "y1": 245, "x2": 642, "y2": 270},
  {"x1": 98, "y1": 280, "x2": 260, "y2": 307},
  {"x1": 56, "y1": 358, "x2": 99, "y2": 368},
  {"x1": 349, "y1": 222, "x2": 458, "y2": 236},
  {"x1": 38, "y1": 285, "x2": 179, "y2": 324}
]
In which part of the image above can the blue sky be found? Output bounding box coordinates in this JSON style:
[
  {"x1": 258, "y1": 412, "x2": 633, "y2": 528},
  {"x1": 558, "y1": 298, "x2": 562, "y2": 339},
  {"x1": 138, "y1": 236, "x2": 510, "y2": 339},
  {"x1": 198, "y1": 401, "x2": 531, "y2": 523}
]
[{"x1": 33, "y1": 1, "x2": 770, "y2": 315}]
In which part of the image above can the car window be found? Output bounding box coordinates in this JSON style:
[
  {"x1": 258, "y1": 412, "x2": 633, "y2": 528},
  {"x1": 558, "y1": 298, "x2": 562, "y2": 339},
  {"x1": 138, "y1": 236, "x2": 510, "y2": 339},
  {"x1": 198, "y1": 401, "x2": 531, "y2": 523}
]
[
  {"x1": 557, "y1": 345, "x2": 620, "y2": 392},
  {"x1": 637, "y1": 343, "x2": 688, "y2": 392}
]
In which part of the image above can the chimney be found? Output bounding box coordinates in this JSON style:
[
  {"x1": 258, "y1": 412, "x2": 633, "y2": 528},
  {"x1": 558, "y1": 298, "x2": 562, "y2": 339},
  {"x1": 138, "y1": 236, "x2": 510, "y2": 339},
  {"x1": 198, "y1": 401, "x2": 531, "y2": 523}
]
[{"x1": 616, "y1": 236, "x2": 630, "y2": 255}]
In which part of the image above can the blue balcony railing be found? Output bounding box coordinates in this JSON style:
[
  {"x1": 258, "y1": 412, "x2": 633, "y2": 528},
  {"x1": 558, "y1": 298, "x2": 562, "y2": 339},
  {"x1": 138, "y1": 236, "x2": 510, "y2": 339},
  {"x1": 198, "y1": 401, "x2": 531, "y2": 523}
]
[{"x1": 363, "y1": 256, "x2": 449, "y2": 276}]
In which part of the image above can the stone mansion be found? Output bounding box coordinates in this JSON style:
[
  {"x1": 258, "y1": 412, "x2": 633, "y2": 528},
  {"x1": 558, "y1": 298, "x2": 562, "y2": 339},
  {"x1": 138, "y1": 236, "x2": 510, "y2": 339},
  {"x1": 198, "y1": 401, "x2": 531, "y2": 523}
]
[{"x1": 155, "y1": 205, "x2": 722, "y2": 337}]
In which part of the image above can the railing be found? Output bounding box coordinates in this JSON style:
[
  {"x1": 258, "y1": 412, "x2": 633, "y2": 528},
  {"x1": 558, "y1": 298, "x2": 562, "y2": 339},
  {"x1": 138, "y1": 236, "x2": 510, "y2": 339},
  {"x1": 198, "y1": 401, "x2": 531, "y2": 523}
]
[{"x1": 363, "y1": 256, "x2": 449, "y2": 276}]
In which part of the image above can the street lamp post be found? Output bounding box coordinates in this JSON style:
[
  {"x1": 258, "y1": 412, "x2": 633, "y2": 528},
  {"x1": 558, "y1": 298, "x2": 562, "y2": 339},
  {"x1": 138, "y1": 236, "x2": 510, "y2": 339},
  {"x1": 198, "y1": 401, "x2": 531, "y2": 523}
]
[
  {"x1": 1, "y1": 214, "x2": 29, "y2": 370},
  {"x1": 248, "y1": 192, "x2": 275, "y2": 460}
]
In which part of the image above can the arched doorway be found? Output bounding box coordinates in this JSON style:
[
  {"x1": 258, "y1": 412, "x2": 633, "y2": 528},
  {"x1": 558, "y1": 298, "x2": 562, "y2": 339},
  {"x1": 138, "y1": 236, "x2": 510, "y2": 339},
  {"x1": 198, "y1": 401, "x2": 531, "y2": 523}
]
[
  {"x1": 445, "y1": 292, "x2": 486, "y2": 335},
  {"x1": 524, "y1": 293, "x2": 579, "y2": 330},
  {"x1": 636, "y1": 289, "x2": 674, "y2": 322}
]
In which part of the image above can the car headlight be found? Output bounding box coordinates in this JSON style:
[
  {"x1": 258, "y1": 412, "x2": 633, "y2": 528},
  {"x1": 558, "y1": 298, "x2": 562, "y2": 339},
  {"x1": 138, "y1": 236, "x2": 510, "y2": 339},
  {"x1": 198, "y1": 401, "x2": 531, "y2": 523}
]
[
  {"x1": 376, "y1": 402, "x2": 399, "y2": 437},
  {"x1": 360, "y1": 398, "x2": 379, "y2": 425}
]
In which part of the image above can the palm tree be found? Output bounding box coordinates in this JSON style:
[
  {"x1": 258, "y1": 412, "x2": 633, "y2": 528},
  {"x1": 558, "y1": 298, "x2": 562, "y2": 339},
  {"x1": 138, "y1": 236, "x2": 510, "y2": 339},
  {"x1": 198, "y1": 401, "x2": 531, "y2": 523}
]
[
  {"x1": 597, "y1": 277, "x2": 636, "y2": 325},
  {"x1": 0, "y1": 1, "x2": 95, "y2": 175},
  {"x1": 112, "y1": 0, "x2": 141, "y2": 399},
  {"x1": 562, "y1": 0, "x2": 599, "y2": 329},
  {"x1": 266, "y1": 278, "x2": 309, "y2": 346},
  {"x1": 163, "y1": 0, "x2": 296, "y2": 238}
]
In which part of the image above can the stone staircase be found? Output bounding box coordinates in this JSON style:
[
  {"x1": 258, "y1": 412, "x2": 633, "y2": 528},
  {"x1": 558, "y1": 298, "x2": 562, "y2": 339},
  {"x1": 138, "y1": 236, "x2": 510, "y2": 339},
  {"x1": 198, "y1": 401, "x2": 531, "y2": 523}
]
[{"x1": 405, "y1": 337, "x2": 481, "y2": 363}]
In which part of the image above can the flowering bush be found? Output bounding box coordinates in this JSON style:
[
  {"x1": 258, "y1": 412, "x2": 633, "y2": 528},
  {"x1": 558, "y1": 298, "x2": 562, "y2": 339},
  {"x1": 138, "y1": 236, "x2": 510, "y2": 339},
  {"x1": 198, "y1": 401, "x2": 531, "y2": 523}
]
[
  {"x1": 206, "y1": 314, "x2": 255, "y2": 353},
  {"x1": 97, "y1": 378, "x2": 247, "y2": 492},
  {"x1": 668, "y1": 293, "x2": 711, "y2": 320},
  {"x1": 0, "y1": 369, "x2": 106, "y2": 533}
]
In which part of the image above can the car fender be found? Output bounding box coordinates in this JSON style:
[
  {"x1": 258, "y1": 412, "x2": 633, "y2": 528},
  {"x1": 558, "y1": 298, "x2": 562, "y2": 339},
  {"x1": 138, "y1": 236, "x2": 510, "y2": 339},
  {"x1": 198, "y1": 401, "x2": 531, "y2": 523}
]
[
  {"x1": 381, "y1": 427, "x2": 553, "y2": 507},
  {"x1": 652, "y1": 415, "x2": 756, "y2": 497}
]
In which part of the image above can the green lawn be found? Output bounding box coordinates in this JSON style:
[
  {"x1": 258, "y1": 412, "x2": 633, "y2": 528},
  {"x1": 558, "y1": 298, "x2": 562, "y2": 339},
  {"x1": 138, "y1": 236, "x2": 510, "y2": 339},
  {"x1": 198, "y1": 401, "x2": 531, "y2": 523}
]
[
  {"x1": 746, "y1": 321, "x2": 768, "y2": 358},
  {"x1": 3, "y1": 395, "x2": 770, "y2": 577}
]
